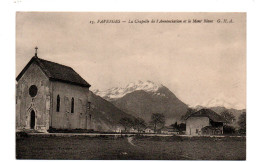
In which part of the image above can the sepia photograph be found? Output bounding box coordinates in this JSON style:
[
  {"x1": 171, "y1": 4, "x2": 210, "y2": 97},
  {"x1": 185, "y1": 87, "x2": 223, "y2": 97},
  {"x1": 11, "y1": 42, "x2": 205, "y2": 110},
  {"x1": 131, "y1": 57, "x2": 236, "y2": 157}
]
[{"x1": 15, "y1": 12, "x2": 246, "y2": 160}]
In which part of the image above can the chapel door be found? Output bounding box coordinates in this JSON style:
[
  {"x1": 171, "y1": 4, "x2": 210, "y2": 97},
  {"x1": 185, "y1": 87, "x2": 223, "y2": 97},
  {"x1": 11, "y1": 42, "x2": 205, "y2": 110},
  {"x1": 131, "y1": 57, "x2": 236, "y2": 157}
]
[{"x1": 30, "y1": 110, "x2": 35, "y2": 129}]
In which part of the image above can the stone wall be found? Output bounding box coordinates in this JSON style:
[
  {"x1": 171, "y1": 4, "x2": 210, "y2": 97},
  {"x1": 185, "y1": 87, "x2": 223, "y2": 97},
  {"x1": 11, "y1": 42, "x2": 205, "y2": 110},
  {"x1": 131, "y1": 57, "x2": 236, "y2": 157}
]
[
  {"x1": 50, "y1": 81, "x2": 90, "y2": 130},
  {"x1": 16, "y1": 62, "x2": 51, "y2": 132}
]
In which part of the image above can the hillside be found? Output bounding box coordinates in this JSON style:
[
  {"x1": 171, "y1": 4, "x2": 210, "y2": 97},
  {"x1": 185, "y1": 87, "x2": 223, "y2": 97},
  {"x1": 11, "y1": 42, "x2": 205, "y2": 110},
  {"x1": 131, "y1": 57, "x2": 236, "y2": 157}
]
[{"x1": 89, "y1": 91, "x2": 135, "y2": 131}]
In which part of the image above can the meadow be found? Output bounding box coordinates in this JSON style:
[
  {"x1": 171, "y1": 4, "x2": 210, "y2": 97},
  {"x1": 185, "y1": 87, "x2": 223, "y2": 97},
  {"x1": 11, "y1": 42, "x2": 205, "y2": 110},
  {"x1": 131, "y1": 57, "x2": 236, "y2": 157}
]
[{"x1": 16, "y1": 134, "x2": 246, "y2": 160}]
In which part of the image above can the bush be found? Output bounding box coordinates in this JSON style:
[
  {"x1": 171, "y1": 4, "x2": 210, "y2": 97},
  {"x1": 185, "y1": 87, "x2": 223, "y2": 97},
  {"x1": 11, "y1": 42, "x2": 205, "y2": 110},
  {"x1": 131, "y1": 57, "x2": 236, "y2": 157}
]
[
  {"x1": 16, "y1": 131, "x2": 29, "y2": 138},
  {"x1": 238, "y1": 128, "x2": 246, "y2": 135},
  {"x1": 48, "y1": 128, "x2": 95, "y2": 133},
  {"x1": 223, "y1": 125, "x2": 236, "y2": 134}
]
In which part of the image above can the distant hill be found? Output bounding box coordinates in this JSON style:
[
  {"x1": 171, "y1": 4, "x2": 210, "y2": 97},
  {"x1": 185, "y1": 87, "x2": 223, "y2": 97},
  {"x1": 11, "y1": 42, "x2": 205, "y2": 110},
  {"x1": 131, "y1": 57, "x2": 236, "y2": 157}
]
[
  {"x1": 89, "y1": 91, "x2": 135, "y2": 132},
  {"x1": 94, "y1": 81, "x2": 189, "y2": 125},
  {"x1": 93, "y1": 80, "x2": 245, "y2": 127}
]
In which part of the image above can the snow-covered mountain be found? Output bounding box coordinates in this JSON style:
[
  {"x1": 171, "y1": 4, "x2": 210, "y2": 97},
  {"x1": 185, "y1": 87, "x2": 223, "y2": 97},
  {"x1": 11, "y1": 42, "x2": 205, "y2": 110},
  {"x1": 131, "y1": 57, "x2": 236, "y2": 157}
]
[
  {"x1": 94, "y1": 81, "x2": 245, "y2": 110},
  {"x1": 93, "y1": 80, "x2": 245, "y2": 124},
  {"x1": 93, "y1": 80, "x2": 164, "y2": 101},
  {"x1": 195, "y1": 94, "x2": 246, "y2": 110},
  {"x1": 93, "y1": 80, "x2": 189, "y2": 124}
]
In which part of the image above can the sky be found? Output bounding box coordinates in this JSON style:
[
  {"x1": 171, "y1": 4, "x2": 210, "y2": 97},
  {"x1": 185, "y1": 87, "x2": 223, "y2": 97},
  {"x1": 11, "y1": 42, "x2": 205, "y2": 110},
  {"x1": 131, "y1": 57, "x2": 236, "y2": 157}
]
[{"x1": 16, "y1": 12, "x2": 246, "y2": 109}]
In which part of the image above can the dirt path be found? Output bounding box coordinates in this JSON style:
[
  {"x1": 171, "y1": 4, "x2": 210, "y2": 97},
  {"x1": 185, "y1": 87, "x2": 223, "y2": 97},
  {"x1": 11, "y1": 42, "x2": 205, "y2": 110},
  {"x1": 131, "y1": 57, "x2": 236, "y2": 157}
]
[{"x1": 127, "y1": 136, "x2": 136, "y2": 146}]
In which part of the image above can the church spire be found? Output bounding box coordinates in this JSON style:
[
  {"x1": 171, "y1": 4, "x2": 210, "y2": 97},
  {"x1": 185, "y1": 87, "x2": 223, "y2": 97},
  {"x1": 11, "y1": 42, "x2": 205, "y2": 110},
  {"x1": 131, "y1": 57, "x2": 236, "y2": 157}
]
[{"x1": 35, "y1": 46, "x2": 38, "y2": 57}]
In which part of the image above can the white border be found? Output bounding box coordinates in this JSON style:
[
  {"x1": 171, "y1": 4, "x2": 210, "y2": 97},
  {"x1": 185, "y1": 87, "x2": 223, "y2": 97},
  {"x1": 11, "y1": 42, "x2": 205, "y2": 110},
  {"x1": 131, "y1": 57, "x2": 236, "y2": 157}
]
[{"x1": 1, "y1": 0, "x2": 259, "y2": 162}]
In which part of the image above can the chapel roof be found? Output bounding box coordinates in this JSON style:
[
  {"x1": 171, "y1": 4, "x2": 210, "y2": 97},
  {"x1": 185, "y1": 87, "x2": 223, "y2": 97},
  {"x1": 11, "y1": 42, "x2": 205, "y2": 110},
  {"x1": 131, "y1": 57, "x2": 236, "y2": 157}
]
[
  {"x1": 186, "y1": 109, "x2": 227, "y2": 123},
  {"x1": 16, "y1": 56, "x2": 91, "y2": 88}
]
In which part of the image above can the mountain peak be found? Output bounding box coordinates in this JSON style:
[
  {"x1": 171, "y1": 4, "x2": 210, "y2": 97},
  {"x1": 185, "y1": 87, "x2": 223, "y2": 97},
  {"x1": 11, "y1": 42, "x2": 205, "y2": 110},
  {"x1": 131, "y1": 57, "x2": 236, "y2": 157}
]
[
  {"x1": 126, "y1": 80, "x2": 162, "y2": 91},
  {"x1": 195, "y1": 94, "x2": 246, "y2": 110},
  {"x1": 94, "y1": 80, "x2": 163, "y2": 100}
]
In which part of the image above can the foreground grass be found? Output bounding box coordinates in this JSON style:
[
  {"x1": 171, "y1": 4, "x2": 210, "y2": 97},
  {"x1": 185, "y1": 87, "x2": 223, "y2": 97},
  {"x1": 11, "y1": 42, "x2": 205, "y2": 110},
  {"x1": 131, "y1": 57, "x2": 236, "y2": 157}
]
[{"x1": 16, "y1": 135, "x2": 246, "y2": 160}]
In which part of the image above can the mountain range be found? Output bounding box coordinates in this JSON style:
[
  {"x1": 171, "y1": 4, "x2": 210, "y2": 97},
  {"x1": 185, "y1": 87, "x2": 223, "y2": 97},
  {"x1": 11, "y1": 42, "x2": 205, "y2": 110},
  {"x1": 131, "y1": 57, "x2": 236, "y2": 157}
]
[
  {"x1": 93, "y1": 80, "x2": 246, "y2": 126},
  {"x1": 93, "y1": 80, "x2": 162, "y2": 101},
  {"x1": 94, "y1": 80, "x2": 189, "y2": 125}
]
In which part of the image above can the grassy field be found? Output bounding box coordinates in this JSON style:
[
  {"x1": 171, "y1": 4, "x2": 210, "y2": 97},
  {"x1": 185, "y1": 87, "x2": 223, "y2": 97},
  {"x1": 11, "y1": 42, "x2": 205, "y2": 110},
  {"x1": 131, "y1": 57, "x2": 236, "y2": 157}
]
[{"x1": 16, "y1": 134, "x2": 246, "y2": 160}]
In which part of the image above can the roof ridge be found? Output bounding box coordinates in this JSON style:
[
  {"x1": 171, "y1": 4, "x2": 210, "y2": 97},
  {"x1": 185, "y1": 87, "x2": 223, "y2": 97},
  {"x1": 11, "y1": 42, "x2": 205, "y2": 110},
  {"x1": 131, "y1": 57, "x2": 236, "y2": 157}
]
[
  {"x1": 186, "y1": 108, "x2": 226, "y2": 122},
  {"x1": 37, "y1": 57, "x2": 73, "y2": 69},
  {"x1": 17, "y1": 56, "x2": 91, "y2": 88}
]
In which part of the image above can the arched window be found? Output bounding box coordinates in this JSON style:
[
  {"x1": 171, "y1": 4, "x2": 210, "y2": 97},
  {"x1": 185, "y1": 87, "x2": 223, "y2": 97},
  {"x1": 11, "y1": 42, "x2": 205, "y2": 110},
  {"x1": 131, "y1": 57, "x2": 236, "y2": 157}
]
[
  {"x1": 56, "y1": 95, "x2": 60, "y2": 112},
  {"x1": 71, "y1": 97, "x2": 74, "y2": 113}
]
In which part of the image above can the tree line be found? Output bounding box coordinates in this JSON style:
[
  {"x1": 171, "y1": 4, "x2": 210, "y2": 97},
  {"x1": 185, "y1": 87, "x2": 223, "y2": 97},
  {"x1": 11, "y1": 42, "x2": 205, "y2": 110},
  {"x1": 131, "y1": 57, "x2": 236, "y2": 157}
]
[
  {"x1": 119, "y1": 113, "x2": 166, "y2": 133},
  {"x1": 220, "y1": 110, "x2": 246, "y2": 134},
  {"x1": 119, "y1": 109, "x2": 246, "y2": 134}
]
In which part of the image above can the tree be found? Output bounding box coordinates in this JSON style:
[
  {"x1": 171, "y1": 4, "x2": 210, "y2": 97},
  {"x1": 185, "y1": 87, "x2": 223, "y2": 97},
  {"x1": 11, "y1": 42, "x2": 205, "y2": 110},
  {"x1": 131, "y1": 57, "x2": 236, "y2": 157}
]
[
  {"x1": 133, "y1": 118, "x2": 147, "y2": 133},
  {"x1": 150, "y1": 113, "x2": 165, "y2": 133},
  {"x1": 223, "y1": 125, "x2": 236, "y2": 134},
  {"x1": 220, "y1": 110, "x2": 236, "y2": 124},
  {"x1": 170, "y1": 121, "x2": 179, "y2": 130},
  {"x1": 119, "y1": 117, "x2": 133, "y2": 132},
  {"x1": 181, "y1": 108, "x2": 196, "y2": 121},
  {"x1": 177, "y1": 123, "x2": 186, "y2": 132},
  {"x1": 237, "y1": 112, "x2": 246, "y2": 134}
]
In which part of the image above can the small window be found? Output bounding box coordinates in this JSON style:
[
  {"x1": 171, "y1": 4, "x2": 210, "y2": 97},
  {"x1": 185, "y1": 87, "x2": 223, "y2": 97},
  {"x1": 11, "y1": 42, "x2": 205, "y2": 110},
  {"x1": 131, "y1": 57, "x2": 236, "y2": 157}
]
[
  {"x1": 29, "y1": 85, "x2": 38, "y2": 97},
  {"x1": 71, "y1": 98, "x2": 74, "y2": 113},
  {"x1": 88, "y1": 102, "x2": 91, "y2": 110},
  {"x1": 56, "y1": 95, "x2": 60, "y2": 112}
]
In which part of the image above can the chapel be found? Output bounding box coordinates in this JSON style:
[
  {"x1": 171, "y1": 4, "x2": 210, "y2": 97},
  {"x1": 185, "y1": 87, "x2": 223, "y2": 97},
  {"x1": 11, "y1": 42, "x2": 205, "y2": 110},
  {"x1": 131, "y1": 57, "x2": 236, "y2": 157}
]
[{"x1": 16, "y1": 48, "x2": 92, "y2": 132}]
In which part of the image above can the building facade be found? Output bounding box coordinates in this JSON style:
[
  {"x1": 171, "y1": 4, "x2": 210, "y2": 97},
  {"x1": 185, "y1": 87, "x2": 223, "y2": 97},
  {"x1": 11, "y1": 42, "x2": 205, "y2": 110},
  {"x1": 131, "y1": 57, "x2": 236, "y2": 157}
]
[
  {"x1": 16, "y1": 55, "x2": 92, "y2": 132},
  {"x1": 185, "y1": 109, "x2": 226, "y2": 136}
]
